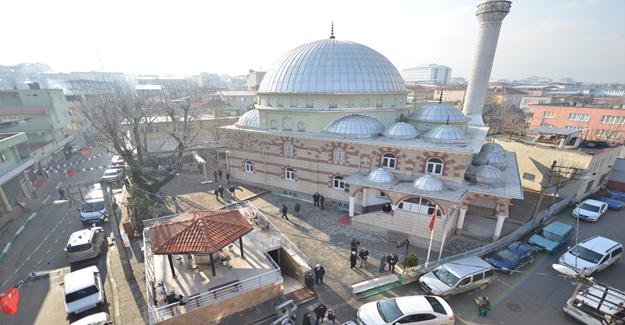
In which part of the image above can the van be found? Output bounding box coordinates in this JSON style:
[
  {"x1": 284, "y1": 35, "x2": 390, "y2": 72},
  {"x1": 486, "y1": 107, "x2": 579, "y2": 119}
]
[
  {"x1": 69, "y1": 312, "x2": 111, "y2": 325},
  {"x1": 559, "y1": 236, "x2": 623, "y2": 276},
  {"x1": 80, "y1": 184, "x2": 107, "y2": 223},
  {"x1": 419, "y1": 256, "x2": 495, "y2": 297},
  {"x1": 64, "y1": 266, "x2": 105, "y2": 317},
  {"x1": 65, "y1": 227, "x2": 105, "y2": 263}
]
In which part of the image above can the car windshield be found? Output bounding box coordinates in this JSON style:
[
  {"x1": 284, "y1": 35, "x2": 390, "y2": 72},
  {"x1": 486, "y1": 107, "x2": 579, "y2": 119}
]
[
  {"x1": 496, "y1": 250, "x2": 520, "y2": 263},
  {"x1": 425, "y1": 296, "x2": 448, "y2": 315},
  {"x1": 433, "y1": 266, "x2": 460, "y2": 287},
  {"x1": 65, "y1": 285, "x2": 99, "y2": 303},
  {"x1": 66, "y1": 243, "x2": 92, "y2": 253},
  {"x1": 377, "y1": 299, "x2": 403, "y2": 323},
  {"x1": 81, "y1": 201, "x2": 105, "y2": 213},
  {"x1": 570, "y1": 246, "x2": 603, "y2": 264},
  {"x1": 580, "y1": 203, "x2": 600, "y2": 213}
]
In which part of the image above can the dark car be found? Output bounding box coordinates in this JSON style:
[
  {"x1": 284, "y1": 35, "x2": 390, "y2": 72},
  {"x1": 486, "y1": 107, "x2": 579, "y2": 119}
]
[
  {"x1": 486, "y1": 242, "x2": 540, "y2": 274},
  {"x1": 595, "y1": 196, "x2": 625, "y2": 210}
]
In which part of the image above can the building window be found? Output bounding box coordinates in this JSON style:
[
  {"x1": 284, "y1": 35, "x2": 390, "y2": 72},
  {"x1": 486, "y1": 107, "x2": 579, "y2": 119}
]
[
  {"x1": 270, "y1": 119, "x2": 278, "y2": 129},
  {"x1": 398, "y1": 197, "x2": 442, "y2": 216},
  {"x1": 600, "y1": 115, "x2": 625, "y2": 125},
  {"x1": 282, "y1": 117, "x2": 293, "y2": 131},
  {"x1": 297, "y1": 121, "x2": 305, "y2": 132},
  {"x1": 377, "y1": 191, "x2": 387, "y2": 198},
  {"x1": 346, "y1": 99, "x2": 354, "y2": 108},
  {"x1": 585, "y1": 180, "x2": 594, "y2": 193},
  {"x1": 381, "y1": 153, "x2": 396, "y2": 169},
  {"x1": 244, "y1": 161, "x2": 255, "y2": 173},
  {"x1": 362, "y1": 99, "x2": 369, "y2": 108},
  {"x1": 328, "y1": 99, "x2": 337, "y2": 109},
  {"x1": 426, "y1": 158, "x2": 444, "y2": 175},
  {"x1": 568, "y1": 113, "x2": 590, "y2": 121},
  {"x1": 333, "y1": 147, "x2": 345, "y2": 164},
  {"x1": 305, "y1": 99, "x2": 314, "y2": 108},
  {"x1": 522, "y1": 172, "x2": 535, "y2": 181},
  {"x1": 285, "y1": 167, "x2": 296, "y2": 181},
  {"x1": 595, "y1": 129, "x2": 621, "y2": 139},
  {"x1": 333, "y1": 176, "x2": 345, "y2": 190},
  {"x1": 543, "y1": 111, "x2": 556, "y2": 118},
  {"x1": 290, "y1": 98, "x2": 298, "y2": 108},
  {"x1": 283, "y1": 142, "x2": 294, "y2": 157},
  {"x1": 276, "y1": 98, "x2": 283, "y2": 108},
  {"x1": 267, "y1": 98, "x2": 272, "y2": 107},
  {"x1": 376, "y1": 98, "x2": 383, "y2": 108}
]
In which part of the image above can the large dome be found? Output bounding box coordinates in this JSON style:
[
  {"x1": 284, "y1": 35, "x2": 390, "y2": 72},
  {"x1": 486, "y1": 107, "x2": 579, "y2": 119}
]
[
  {"x1": 235, "y1": 109, "x2": 259, "y2": 128},
  {"x1": 258, "y1": 39, "x2": 406, "y2": 94},
  {"x1": 323, "y1": 114, "x2": 385, "y2": 138}
]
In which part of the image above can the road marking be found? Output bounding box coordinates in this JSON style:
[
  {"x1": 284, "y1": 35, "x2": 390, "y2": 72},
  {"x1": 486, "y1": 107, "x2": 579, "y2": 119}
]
[
  {"x1": 2, "y1": 243, "x2": 11, "y2": 254},
  {"x1": 42, "y1": 195, "x2": 51, "y2": 204}
]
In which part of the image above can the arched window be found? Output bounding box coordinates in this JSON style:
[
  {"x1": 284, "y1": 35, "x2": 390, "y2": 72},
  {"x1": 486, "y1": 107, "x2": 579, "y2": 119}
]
[
  {"x1": 305, "y1": 99, "x2": 314, "y2": 108},
  {"x1": 290, "y1": 98, "x2": 298, "y2": 108},
  {"x1": 283, "y1": 142, "x2": 294, "y2": 157},
  {"x1": 329, "y1": 99, "x2": 337, "y2": 109},
  {"x1": 376, "y1": 97, "x2": 383, "y2": 108},
  {"x1": 297, "y1": 121, "x2": 306, "y2": 132},
  {"x1": 244, "y1": 161, "x2": 255, "y2": 173},
  {"x1": 333, "y1": 176, "x2": 345, "y2": 190},
  {"x1": 426, "y1": 158, "x2": 444, "y2": 175},
  {"x1": 276, "y1": 98, "x2": 283, "y2": 108},
  {"x1": 282, "y1": 117, "x2": 293, "y2": 131},
  {"x1": 270, "y1": 119, "x2": 278, "y2": 129},
  {"x1": 346, "y1": 99, "x2": 354, "y2": 108},
  {"x1": 285, "y1": 167, "x2": 296, "y2": 181},
  {"x1": 333, "y1": 147, "x2": 346, "y2": 164},
  {"x1": 398, "y1": 197, "x2": 442, "y2": 216},
  {"x1": 266, "y1": 98, "x2": 272, "y2": 107},
  {"x1": 381, "y1": 153, "x2": 396, "y2": 169},
  {"x1": 362, "y1": 98, "x2": 369, "y2": 108}
]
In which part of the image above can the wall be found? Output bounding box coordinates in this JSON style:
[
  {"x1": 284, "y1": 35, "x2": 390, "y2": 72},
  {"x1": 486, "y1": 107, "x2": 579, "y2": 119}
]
[{"x1": 607, "y1": 158, "x2": 625, "y2": 191}]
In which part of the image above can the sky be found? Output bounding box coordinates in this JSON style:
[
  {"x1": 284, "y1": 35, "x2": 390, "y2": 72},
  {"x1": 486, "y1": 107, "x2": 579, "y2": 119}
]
[{"x1": 2, "y1": 0, "x2": 624, "y2": 83}]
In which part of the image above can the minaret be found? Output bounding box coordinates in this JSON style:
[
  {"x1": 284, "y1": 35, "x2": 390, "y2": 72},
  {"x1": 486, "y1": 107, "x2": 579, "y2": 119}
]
[{"x1": 462, "y1": 0, "x2": 511, "y2": 126}]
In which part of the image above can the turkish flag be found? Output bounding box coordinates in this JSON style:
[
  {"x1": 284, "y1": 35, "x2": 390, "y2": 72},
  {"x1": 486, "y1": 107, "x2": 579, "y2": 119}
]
[
  {"x1": 0, "y1": 286, "x2": 20, "y2": 315},
  {"x1": 80, "y1": 149, "x2": 90, "y2": 156},
  {"x1": 428, "y1": 207, "x2": 437, "y2": 232}
]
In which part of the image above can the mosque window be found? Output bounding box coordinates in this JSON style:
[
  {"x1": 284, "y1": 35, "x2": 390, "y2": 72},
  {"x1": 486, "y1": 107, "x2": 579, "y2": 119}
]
[
  {"x1": 398, "y1": 197, "x2": 442, "y2": 216},
  {"x1": 381, "y1": 153, "x2": 396, "y2": 169},
  {"x1": 283, "y1": 142, "x2": 294, "y2": 157},
  {"x1": 346, "y1": 99, "x2": 354, "y2": 108},
  {"x1": 426, "y1": 158, "x2": 444, "y2": 175},
  {"x1": 362, "y1": 99, "x2": 369, "y2": 108},
  {"x1": 329, "y1": 99, "x2": 337, "y2": 109},
  {"x1": 392, "y1": 97, "x2": 398, "y2": 108},
  {"x1": 267, "y1": 98, "x2": 272, "y2": 107},
  {"x1": 244, "y1": 161, "x2": 255, "y2": 173},
  {"x1": 333, "y1": 176, "x2": 345, "y2": 190},
  {"x1": 290, "y1": 98, "x2": 298, "y2": 108},
  {"x1": 376, "y1": 98, "x2": 383, "y2": 108},
  {"x1": 297, "y1": 121, "x2": 306, "y2": 132},
  {"x1": 333, "y1": 147, "x2": 346, "y2": 164},
  {"x1": 283, "y1": 117, "x2": 293, "y2": 131},
  {"x1": 305, "y1": 99, "x2": 314, "y2": 108},
  {"x1": 270, "y1": 119, "x2": 278, "y2": 129},
  {"x1": 285, "y1": 167, "x2": 296, "y2": 181}
]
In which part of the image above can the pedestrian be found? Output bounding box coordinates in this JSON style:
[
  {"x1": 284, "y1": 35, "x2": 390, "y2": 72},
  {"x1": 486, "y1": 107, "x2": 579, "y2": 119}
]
[
  {"x1": 350, "y1": 238, "x2": 360, "y2": 252},
  {"x1": 326, "y1": 309, "x2": 336, "y2": 325},
  {"x1": 213, "y1": 170, "x2": 218, "y2": 182},
  {"x1": 58, "y1": 188, "x2": 66, "y2": 200},
  {"x1": 389, "y1": 253, "x2": 399, "y2": 273},
  {"x1": 313, "y1": 263, "x2": 325, "y2": 285},
  {"x1": 302, "y1": 313, "x2": 312, "y2": 325},
  {"x1": 281, "y1": 204, "x2": 289, "y2": 220},
  {"x1": 218, "y1": 185, "x2": 225, "y2": 198},
  {"x1": 319, "y1": 195, "x2": 325, "y2": 210},
  {"x1": 226, "y1": 172, "x2": 231, "y2": 183},
  {"x1": 379, "y1": 253, "x2": 387, "y2": 273},
  {"x1": 358, "y1": 248, "x2": 369, "y2": 269},
  {"x1": 313, "y1": 192, "x2": 320, "y2": 207},
  {"x1": 350, "y1": 251, "x2": 358, "y2": 269},
  {"x1": 475, "y1": 296, "x2": 491, "y2": 316},
  {"x1": 294, "y1": 202, "x2": 301, "y2": 218},
  {"x1": 214, "y1": 188, "x2": 219, "y2": 200},
  {"x1": 313, "y1": 303, "x2": 327, "y2": 325},
  {"x1": 218, "y1": 170, "x2": 223, "y2": 180},
  {"x1": 229, "y1": 185, "x2": 236, "y2": 198},
  {"x1": 304, "y1": 271, "x2": 315, "y2": 291}
]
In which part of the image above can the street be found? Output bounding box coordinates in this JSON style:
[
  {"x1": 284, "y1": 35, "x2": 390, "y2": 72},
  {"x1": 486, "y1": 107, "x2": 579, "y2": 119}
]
[{"x1": 0, "y1": 149, "x2": 115, "y2": 325}]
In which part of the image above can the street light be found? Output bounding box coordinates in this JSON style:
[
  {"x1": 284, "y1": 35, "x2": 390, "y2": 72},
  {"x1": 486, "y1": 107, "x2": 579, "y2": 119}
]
[
  {"x1": 225, "y1": 150, "x2": 230, "y2": 173},
  {"x1": 396, "y1": 239, "x2": 410, "y2": 269}
]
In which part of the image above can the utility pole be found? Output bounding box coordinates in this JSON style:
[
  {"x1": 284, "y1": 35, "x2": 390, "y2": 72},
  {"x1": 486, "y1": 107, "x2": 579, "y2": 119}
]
[
  {"x1": 532, "y1": 160, "x2": 557, "y2": 221},
  {"x1": 100, "y1": 180, "x2": 133, "y2": 279}
]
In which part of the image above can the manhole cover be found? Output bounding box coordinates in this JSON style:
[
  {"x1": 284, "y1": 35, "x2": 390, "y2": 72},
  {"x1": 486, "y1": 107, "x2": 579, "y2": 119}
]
[{"x1": 506, "y1": 302, "x2": 523, "y2": 313}]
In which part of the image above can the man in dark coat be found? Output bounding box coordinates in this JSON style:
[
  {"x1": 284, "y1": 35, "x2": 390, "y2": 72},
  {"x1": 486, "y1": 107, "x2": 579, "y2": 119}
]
[
  {"x1": 319, "y1": 195, "x2": 325, "y2": 210},
  {"x1": 217, "y1": 185, "x2": 225, "y2": 198},
  {"x1": 350, "y1": 251, "x2": 358, "y2": 269},
  {"x1": 389, "y1": 253, "x2": 399, "y2": 273},
  {"x1": 302, "y1": 313, "x2": 313, "y2": 325},
  {"x1": 281, "y1": 204, "x2": 289, "y2": 220},
  {"x1": 313, "y1": 264, "x2": 325, "y2": 285},
  {"x1": 358, "y1": 248, "x2": 369, "y2": 269},
  {"x1": 213, "y1": 188, "x2": 219, "y2": 200},
  {"x1": 218, "y1": 169, "x2": 223, "y2": 180},
  {"x1": 304, "y1": 271, "x2": 314, "y2": 291},
  {"x1": 313, "y1": 192, "x2": 320, "y2": 206},
  {"x1": 294, "y1": 202, "x2": 301, "y2": 217},
  {"x1": 313, "y1": 303, "x2": 327, "y2": 325},
  {"x1": 350, "y1": 238, "x2": 360, "y2": 252},
  {"x1": 213, "y1": 170, "x2": 218, "y2": 182}
]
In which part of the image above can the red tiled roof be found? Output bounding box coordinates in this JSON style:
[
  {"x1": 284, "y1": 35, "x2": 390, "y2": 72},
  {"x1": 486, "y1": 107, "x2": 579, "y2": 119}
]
[{"x1": 149, "y1": 210, "x2": 253, "y2": 255}]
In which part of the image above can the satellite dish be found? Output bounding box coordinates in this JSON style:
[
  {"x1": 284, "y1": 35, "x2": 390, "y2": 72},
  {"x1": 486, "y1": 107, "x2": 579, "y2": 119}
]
[{"x1": 552, "y1": 263, "x2": 577, "y2": 276}]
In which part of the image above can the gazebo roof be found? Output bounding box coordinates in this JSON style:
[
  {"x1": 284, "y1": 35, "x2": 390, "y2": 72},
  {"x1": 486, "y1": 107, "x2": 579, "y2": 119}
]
[{"x1": 149, "y1": 210, "x2": 253, "y2": 255}]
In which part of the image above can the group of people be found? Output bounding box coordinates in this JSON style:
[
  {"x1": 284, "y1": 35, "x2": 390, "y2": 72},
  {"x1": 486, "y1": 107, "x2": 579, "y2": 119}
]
[
  {"x1": 379, "y1": 252, "x2": 400, "y2": 273},
  {"x1": 212, "y1": 170, "x2": 230, "y2": 183},
  {"x1": 300, "y1": 303, "x2": 336, "y2": 325},
  {"x1": 213, "y1": 185, "x2": 237, "y2": 201},
  {"x1": 304, "y1": 264, "x2": 326, "y2": 291},
  {"x1": 312, "y1": 192, "x2": 325, "y2": 210},
  {"x1": 348, "y1": 239, "x2": 399, "y2": 273}
]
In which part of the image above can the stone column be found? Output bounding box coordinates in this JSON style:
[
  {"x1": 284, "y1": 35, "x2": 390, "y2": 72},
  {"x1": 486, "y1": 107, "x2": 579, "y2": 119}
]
[
  {"x1": 493, "y1": 214, "x2": 507, "y2": 241},
  {"x1": 0, "y1": 186, "x2": 12, "y2": 212},
  {"x1": 349, "y1": 195, "x2": 355, "y2": 217},
  {"x1": 456, "y1": 208, "x2": 467, "y2": 233},
  {"x1": 361, "y1": 188, "x2": 368, "y2": 207}
]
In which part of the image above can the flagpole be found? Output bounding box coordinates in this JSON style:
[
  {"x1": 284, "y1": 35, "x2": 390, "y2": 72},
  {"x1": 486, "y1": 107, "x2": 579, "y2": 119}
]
[{"x1": 425, "y1": 206, "x2": 437, "y2": 267}]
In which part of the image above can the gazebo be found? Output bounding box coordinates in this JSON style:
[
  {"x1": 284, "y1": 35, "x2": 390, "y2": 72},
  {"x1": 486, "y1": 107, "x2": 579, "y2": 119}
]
[{"x1": 149, "y1": 210, "x2": 253, "y2": 277}]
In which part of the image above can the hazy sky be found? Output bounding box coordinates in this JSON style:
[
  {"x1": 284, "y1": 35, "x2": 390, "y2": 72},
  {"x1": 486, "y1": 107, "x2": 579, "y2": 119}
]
[{"x1": 2, "y1": 0, "x2": 624, "y2": 82}]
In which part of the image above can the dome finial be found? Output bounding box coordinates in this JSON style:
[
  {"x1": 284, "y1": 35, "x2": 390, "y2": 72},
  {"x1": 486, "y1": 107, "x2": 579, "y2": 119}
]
[{"x1": 330, "y1": 22, "x2": 335, "y2": 39}]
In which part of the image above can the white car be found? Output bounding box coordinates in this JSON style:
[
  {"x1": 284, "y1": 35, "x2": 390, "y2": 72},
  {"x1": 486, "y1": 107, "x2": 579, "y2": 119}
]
[
  {"x1": 64, "y1": 266, "x2": 106, "y2": 316},
  {"x1": 70, "y1": 312, "x2": 110, "y2": 325},
  {"x1": 110, "y1": 155, "x2": 125, "y2": 169},
  {"x1": 559, "y1": 236, "x2": 623, "y2": 276},
  {"x1": 101, "y1": 168, "x2": 124, "y2": 184},
  {"x1": 572, "y1": 199, "x2": 608, "y2": 222},
  {"x1": 357, "y1": 295, "x2": 454, "y2": 325}
]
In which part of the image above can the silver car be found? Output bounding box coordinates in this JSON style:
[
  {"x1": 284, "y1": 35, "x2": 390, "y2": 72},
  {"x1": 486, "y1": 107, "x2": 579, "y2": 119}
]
[{"x1": 419, "y1": 256, "x2": 495, "y2": 297}]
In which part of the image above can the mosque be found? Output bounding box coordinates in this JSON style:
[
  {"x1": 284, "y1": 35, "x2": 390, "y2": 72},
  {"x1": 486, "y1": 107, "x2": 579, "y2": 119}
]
[{"x1": 224, "y1": 4, "x2": 520, "y2": 250}]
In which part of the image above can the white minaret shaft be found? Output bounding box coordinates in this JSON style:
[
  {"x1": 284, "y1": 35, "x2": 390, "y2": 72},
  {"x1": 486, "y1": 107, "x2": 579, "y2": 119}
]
[{"x1": 462, "y1": 0, "x2": 511, "y2": 126}]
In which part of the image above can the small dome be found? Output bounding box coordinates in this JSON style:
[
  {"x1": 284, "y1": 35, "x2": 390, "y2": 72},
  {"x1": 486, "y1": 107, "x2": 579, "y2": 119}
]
[
  {"x1": 413, "y1": 174, "x2": 444, "y2": 191},
  {"x1": 384, "y1": 122, "x2": 418, "y2": 139},
  {"x1": 425, "y1": 125, "x2": 465, "y2": 144},
  {"x1": 475, "y1": 150, "x2": 506, "y2": 168},
  {"x1": 407, "y1": 102, "x2": 469, "y2": 123},
  {"x1": 235, "y1": 109, "x2": 259, "y2": 128},
  {"x1": 323, "y1": 114, "x2": 385, "y2": 138},
  {"x1": 474, "y1": 165, "x2": 503, "y2": 184},
  {"x1": 367, "y1": 168, "x2": 394, "y2": 183},
  {"x1": 480, "y1": 143, "x2": 504, "y2": 154}
]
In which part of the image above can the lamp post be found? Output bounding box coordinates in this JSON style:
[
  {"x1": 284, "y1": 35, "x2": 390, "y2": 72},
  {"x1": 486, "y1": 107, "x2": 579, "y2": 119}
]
[
  {"x1": 396, "y1": 239, "x2": 410, "y2": 269},
  {"x1": 225, "y1": 150, "x2": 230, "y2": 173}
]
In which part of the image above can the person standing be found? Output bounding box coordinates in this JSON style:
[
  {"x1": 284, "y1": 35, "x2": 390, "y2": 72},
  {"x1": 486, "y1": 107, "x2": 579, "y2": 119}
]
[
  {"x1": 302, "y1": 313, "x2": 313, "y2": 325},
  {"x1": 313, "y1": 264, "x2": 325, "y2": 285},
  {"x1": 58, "y1": 188, "x2": 66, "y2": 200},
  {"x1": 319, "y1": 195, "x2": 325, "y2": 210},
  {"x1": 218, "y1": 169, "x2": 223, "y2": 180},
  {"x1": 313, "y1": 192, "x2": 320, "y2": 207},
  {"x1": 350, "y1": 238, "x2": 360, "y2": 252},
  {"x1": 350, "y1": 251, "x2": 358, "y2": 269},
  {"x1": 218, "y1": 185, "x2": 225, "y2": 199},
  {"x1": 326, "y1": 309, "x2": 336, "y2": 325},
  {"x1": 214, "y1": 188, "x2": 220, "y2": 200},
  {"x1": 281, "y1": 204, "x2": 289, "y2": 220},
  {"x1": 304, "y1": 271, "x2": 315, "y2": 291},
  {"x1": 229, "y1": 185, "x2": 236, "y2": 198},
  {"x1": 358, "y1": 248, "x2": 369, "y2": 269},
  {"x1": 389, "y1": 253, "x2": 399, "y2": 273},
  {"x1": 213, "y1": 170, "x2": 218, "y2": 182},
  {"x1": 226, "y1": 172, "x2": 231, "y2": 184},
  {"x1": 313, "y1": 303, "x2": 327, "y2": 325},
  {"x1": 294, "y1": 202, "x2": 301, "y2": 218},
  {"x1": 378, "y1": 253, "x2": 387, "y2": 273}
]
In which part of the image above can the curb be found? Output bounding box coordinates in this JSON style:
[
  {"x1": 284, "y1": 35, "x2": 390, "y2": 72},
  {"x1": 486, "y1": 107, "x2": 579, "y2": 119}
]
[
  {"x1": 106, "y1": 246, "x2": 122, "y2": 325},
  {"x1": 0, "y1": 212, "x2": 38, "y2": 263}
]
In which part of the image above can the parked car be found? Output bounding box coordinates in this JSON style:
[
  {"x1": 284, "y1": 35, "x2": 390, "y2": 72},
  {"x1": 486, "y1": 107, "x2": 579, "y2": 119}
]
[
  {"x1": 101, "y1": 168, "x2": 124, "y2": 185},
  {"x1": 572, "y1": 199, "x2": 608, "y2": 222},
  {"x1": 69, "y1": 312, "x2": 111, "y2": 325},
  {"x1": 65, "y1": 227, "x2": 106, "y2": 263},
  {"x1": 110, "y1": 155, "x2": 125, "y2": 170},
  {"x1": 563, "y1": 282, "x2": 625, "y2": 325},
  {"x1": 79, "y1": 184, "x2": 107, "y2": 223},
  {"x1": 64, "y1": 266, "x2": 106, "y2": 317},
  {"x1": 357, "y1": 295, "x2": 454, "y2": 325},
  {"x1": 559, "y1": 236, "x2": 623, "y2": 276},
  {"x1": 595, "y1": 196, "x2": 625, "y2": 210},
  {"x1": 419, "y1": 256, "x2": 494, "y2": 297},
  {"x1": 606, "y1": 190, "x2": 625, "y2": 201},
  {"x1": 486, "y1": 242, "x2": 541, "y2": 274},
  {"x1": 528, "y1": 221, "x2": 573, "y2": 254}
]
